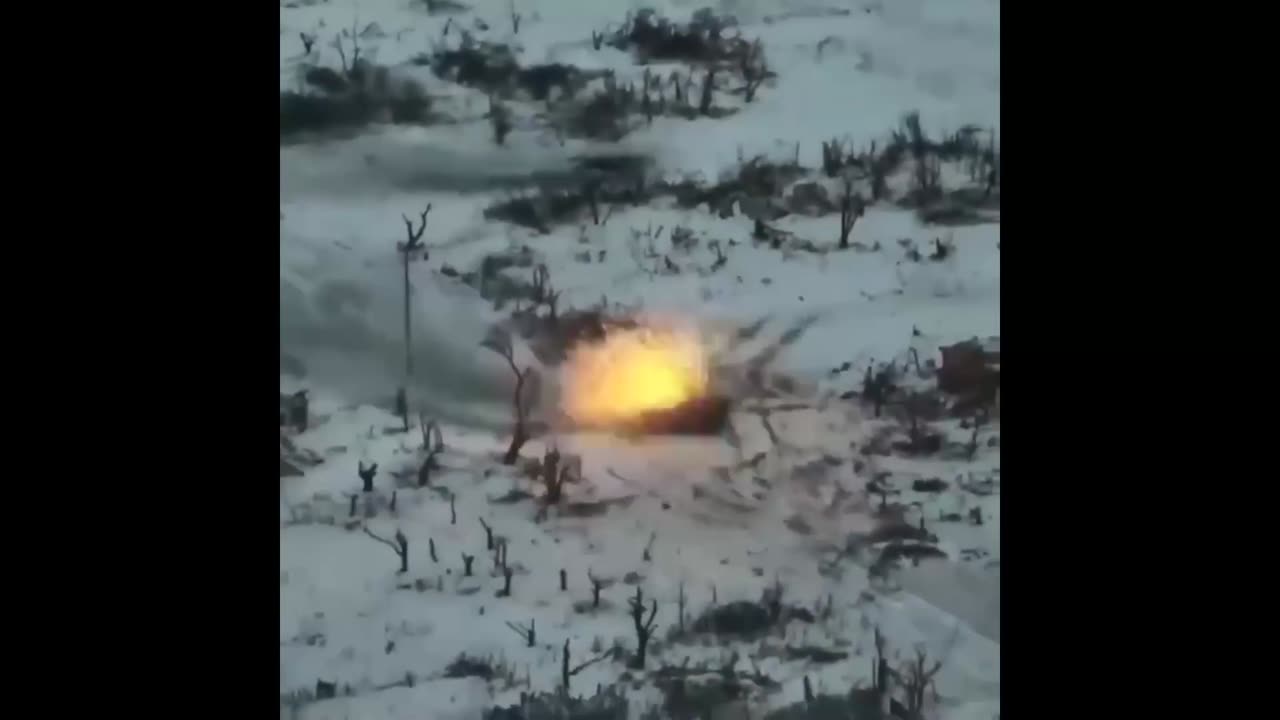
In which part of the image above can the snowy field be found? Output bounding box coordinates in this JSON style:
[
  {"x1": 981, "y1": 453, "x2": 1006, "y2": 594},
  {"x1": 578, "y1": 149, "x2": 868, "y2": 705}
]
[{"x1": 280, "y1": 0, "x2": 999, "y2": 718}]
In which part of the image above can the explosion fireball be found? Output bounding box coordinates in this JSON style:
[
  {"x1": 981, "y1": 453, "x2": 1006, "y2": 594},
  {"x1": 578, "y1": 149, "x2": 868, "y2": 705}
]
[{"x1": 560, "y1": 325, "x2": 711, "y2": 429}]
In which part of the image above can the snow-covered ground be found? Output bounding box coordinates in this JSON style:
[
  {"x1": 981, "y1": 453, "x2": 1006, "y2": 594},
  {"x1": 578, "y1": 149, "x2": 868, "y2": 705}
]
[{"x1": 281, "y1": 1, "x2": 999, "y2": 717}]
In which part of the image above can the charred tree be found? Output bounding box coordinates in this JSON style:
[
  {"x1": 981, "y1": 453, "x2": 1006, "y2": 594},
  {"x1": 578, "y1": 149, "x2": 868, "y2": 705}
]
[
  {"x1": 364, "y1": 527, "x2": 409, "y2": 574},
  {"x1": 358, "y1": 462, "x2": 378, "y2": 493},
  {"x1": 481, "y1": 328, "x2": 536, "y2": 464},
  {"x1": 628, "y1": 586, "x2": 659, "y2": 669}
]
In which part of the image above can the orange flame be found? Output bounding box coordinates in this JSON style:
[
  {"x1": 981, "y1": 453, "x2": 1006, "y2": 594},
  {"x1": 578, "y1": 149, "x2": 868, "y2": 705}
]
[{"x1": 560, "y1": 325, "x2": 710, "y2": 427}]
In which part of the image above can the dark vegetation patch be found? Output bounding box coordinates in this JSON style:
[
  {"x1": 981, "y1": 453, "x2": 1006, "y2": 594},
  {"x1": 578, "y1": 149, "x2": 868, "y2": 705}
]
[
  {"x1": 689, "y1": 589, "x2": 812, "y2": 640},
  {"x1": 483, "y1": 158, "x2": 658, "y2": 232},
  {"x1": 606, "y1": 9, "x2": 752, "y2": 65},
  {"x1": 419, "y1": 10, "x2": 771, "y2": 145},
  {"x1": 483, "y1": 686, "x2": 628, "y2": 720},
  {"x1": 785, "y1": 645, "x2": 848, "y2": 663},
  {"x1": 912, "y1": 477, "x2": 949, "y2": 493},
  {"x1": 444, "y1": 653, "x2": 496, "y2": 680},
  {"x1": 653, "y1": 653, "x2": 778, "y2": 720},
  {"x1": 880, "y1": 542, "x2": 948, "y2": 565},
  {"x1": 282, "y1": 36, "x2": 433, "y2": 141},
  {"x1": 867, "y1": 519, "x2": 934, "y2": 545},
  {"x1": 477, "y1": 112, "x2": 994, "y2": 240},
  {"x1": 426, "y1": 39, "x2": 599, "y2": 102}
]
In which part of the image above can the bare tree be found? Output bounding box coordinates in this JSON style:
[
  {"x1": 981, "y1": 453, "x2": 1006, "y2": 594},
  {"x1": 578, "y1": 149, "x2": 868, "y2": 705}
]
[
  {"x1": 333, "y1": 29, "x2": 362, "y2": 78},
  {"x1": 861, "y1": 362, "x2": 895, "y2": 418},
  {"x1": 966, "y1": 422, "x2": 981, "y2": 461},
  {"x1": 450, "y1": 493, "x2": 457, "y2": 524},
  {"x1": 587, "y1": 569, "x2": 605, "y2": 609},
  {"x1": 676, "y1": 581, "x2": 687, "y2": 634},
  {"x1": 509, "y1": 0, "x2": 522, "y2": 34},
  {"x1": 545, "y1": 290, "x2": 562, "y2": 325},
  {"x1": 642, "y1": 532, "x2": 656, "y2": 562},
  {"x1": 479, "y1": 517, "x2": 495, "y2": 550},
  {"x1": 481, "y1": 328, "x2": 536, "y2": 464},
  {"x1": 708, "y1": 240, "x2": 727, "y2": 272},
  {"x1": 929, "y1": 236, "x2": 952, "y2": 262},
  {"x1": 741, "y1": 40, "x2": 767, "y2": 102},
  {"x1": 838, "y1": 177, "x2": 865, "y2": 250},
  {"x1": 821, "y1": 138, "x2": 846, "y2": 178},
  {"x1": 542, "y1": 446, "x2": 566, "y2": 504},
  {"x1": 584, "y1": 179, "x2": 602, "y2": 224},
  {"x1": 498, "y1": 565, "x2": 514, "y2": 597},
  {"x1": 530, "y1": 264, "x2": 552, "y2": 304},
  {"x1": 462, "y1": 552, "x2": 475, "y2": 576},
  {"x1": 429, "y1": 538, "x2": 437, "y2": 562},
  {"x1": 627, "y1": 587, "x2": 659, "y2": 669},
  {"x1": 358, "y1": 462, "x2": 378, "y2": 493},
  {"x1": 641, "y1": 70, "x2": 654, "y2": 124},
  {"x1": 418, "y1": 414, "x2": 443, "y2": 487},
  {"x1": 698, "y1": 69, "x2": 716, "y2": 115},
  {"x1": 560, "y1": 569, "x2": 567, "y2": 591},
  {"x1": 493, "y1": 538, "x2": 508, "y2": 572},
  {"x1": 562, "y1": 639, "x2": 611, "y2": 694},
  {"x1": 489, "y1": 96, "x2": 513, "y2": 145},
  {"x1": 300, "y1": 32, "x2": 317, "y2": 55},
  {"x1": 871, "y1": 627, "x2": 891, "y2": 711},
  {"x1": 506, "y1": 619, "x2": 536, "y2": 647},
  {"x1": 397, "y1": 205, "x2": 432, "y2": 432},
  {"x1": 364, "y1": 527, "x2": 409, "y2": 573},
  {"x1": 764, "y1": 578, "x2": 784, "y2": 624},
  {"x1": 899, "y1": 646, "x2": 944, "y2": 717}
]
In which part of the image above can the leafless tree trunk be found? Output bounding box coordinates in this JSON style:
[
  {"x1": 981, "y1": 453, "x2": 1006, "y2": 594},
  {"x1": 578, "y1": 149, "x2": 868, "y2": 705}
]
[
  {"x1": 418, "y1": 415, "x2": 442, "y2": 486},
  {"x1": 509, "y1": 0, "x2": 522, "y2": 34},
  {"x1": 358, "y1": 462, "x2": 378, "y2": 493},
  {"x1": 588, "y1": 569, "x2": 604, "y2": 608},
  {"x1": 628, "y1": 587, "x2": 659, "y2": 668},
  {"x1": 506, "y1": 619, "x2": 535, "y2": 647},
  {"x1": 489, "y1": 97, "x2": 512, "y2": 145},
  {"x1": 561, "y1": 638, "x2": 611, "y2": 695},
  {"x1": 838, "y1": 178, "x2": 864, "y2": 249},
  {"x1": 364, "y1": 527, "x2": 409, "y2": 573},
  {"x1": 900, "y1": 647, "x2": 943, "y2": 717},
  {"x1": 482, "y1": 329, "x2": 535, "y2": 465},
  {"x1": 741, "y1": 40, "x2": 767, "y2": 102},
  {"x1": 677, "y1": 581, "x2": 686, "y2": 634},
  {"x1": 698, "y1": 69, "x2": 716, "y2": 115}
]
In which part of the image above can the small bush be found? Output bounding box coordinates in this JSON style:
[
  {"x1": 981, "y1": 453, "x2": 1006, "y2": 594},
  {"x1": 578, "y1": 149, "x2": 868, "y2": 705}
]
[
  {"x1": 445, "y1": 653, "x2": 497, "y2": 680},
  {"x1": 280, "y1": 92, "x2": 378, "y2": 137},
  {"x1": 609, "y1": 9, "x2": 749, "y2": 64},
  {"x1": 483, "y1": 686, "x2": 628, "y2": 720},
  {"x1": 282, "y1": 63, "x2": 433, "y2": 140}
]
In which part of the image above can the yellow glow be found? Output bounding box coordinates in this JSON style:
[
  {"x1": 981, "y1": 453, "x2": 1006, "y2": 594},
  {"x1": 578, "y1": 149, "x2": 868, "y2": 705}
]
[{"x1": 561, "y1": 325, "x2": 710, "y2": 427}]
